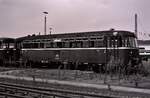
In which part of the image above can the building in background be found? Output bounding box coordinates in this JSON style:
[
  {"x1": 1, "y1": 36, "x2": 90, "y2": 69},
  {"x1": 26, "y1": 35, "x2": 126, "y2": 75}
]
[{"x1": 138, "y1": 40, "x2": 150, "y2": 60}]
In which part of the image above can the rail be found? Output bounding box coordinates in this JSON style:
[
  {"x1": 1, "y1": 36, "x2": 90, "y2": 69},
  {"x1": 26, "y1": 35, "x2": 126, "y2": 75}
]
[{"x1": 0, "y1": 82, "x2": 116, "y2": 98}]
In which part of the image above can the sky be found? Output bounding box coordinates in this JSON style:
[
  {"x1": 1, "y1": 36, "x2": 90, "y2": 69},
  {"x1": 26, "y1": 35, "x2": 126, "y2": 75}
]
[{"x1": 0, "y1": 0, "x2": 149, "y2": 39}]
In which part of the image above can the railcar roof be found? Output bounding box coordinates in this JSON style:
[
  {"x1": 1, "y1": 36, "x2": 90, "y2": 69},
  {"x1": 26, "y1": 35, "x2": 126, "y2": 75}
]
[
  {"x1": 16, "y1": 30, "x2": 135, "y2": 42},
  {"x1": 0, "y1": 37, "x2": 15, "y2": 43}
]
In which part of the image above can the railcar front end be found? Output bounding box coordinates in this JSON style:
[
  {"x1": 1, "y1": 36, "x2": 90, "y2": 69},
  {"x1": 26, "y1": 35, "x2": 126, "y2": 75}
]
[{"x1": 0, "y1": 38, "x2": 16, "y2": 66}]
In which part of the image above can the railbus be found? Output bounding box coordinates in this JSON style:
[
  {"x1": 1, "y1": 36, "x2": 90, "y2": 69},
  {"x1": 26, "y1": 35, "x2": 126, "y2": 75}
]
[{"x1": 16, "y1": 30, "x2": 139, "y2": 73}]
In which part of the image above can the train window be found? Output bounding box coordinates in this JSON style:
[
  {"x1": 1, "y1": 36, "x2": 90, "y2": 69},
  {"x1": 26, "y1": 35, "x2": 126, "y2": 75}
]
[
  {"x1": 134, "y1": 38, "x2": 138, "y2": 47},
  {"x1": 52, "y1": 43, "x2": 57, "y2": 48},
  {"x1": 40, "y1": 43, "x2": 44, "y2": 48},
  {"x1": 32, "y1": 43, "x2": 38, "y2": 48},
  {"x1": 127, "y1": 39, "x2": 131, "y2": 47},
  {"x1": 8, "y1": 43, "x2": 14, "y2": 48},
  {"x1": 105, "y1": 39, "x2": 109, "y2": 47},
  {"x1": 111, "y1": 40, "x2": 114, "y2": 47},
  {"x1": 89, "y1": 41, "x2": 94, "y2": 47},
  {"x1": 124, "y1": 39, "x2": 127, "y2": 47},
  {"x1": 69, "y1": 42, "x2": 76, "y2": 48},
  {"x1": 133, "y1": 38, "x2": 137, "y2": 47},
  {"x1": 9, "y1": 43, "x2": 14, "y2": 48},
  {"x1": 83, "y1": 41, "x2": 89, "y2": 48},
  {"x1": 62, "y1": 42, "x2": 69, "y2": 48},
  {"x1": 122, "y1": 37, "x2": 137, "y2": 47},
  {"x1": 23, "y1": 43, "x2": 32, "y2": 48},
  {"x1": 108, "y1": 38, "x2": 112, "y2": 47},
  {"x1": 0, "y1": 42, "x2": 4, "y2": 49},
  {"x1": 95, "y1": 41, "x2": 103, "y2": 47},
  {"x1": 2, "y1": 43, "x2": 6, "y2": 48},
  {"x1": 45, "y1": 42, "x2": 54, "y2": 48},
  {"x1": 50, "y1": 42, "x2": 54, "y2": 48},
  {"x1": 57, "y1": 42, "x2": 62, "y2": 48},
  {"x1": 106, "y1": 36, "x2": 122, "y2": 48},
  {"x1": 45, "y1": 43, "x2": 51, "y2": 48},
  {"x1": 0, "y1": 42, "x2": 2, "y2": 48},
  {"x1": 117, "y1": 36, "x2": 122, "y2": 47},
  {"x1": 45, "y1": 42, "x2": 63, "y2": 48},
  {"x1": 128, "y1": 37, "x2": 138, "y2": 47},
  {"x1": 122, "y1": 40, "x2": 125, "y2": 47},
  {"x1": 28, "y1": 43, "x2": 32, "y2": 48},
  {"x1": 0, "y1": 42, "x2": 3, "y2": 48},
  {"x1": 115, "y1": 40, "x2": 118, "y2": 47},
  {"x1": 105, "y1": 37, "x2": 111, "y2": 47},
  {"x1": 22, "y1": 43, "x2": 25, "y2": 48},
  {"x1": 128, "y1": 38, "x2": 133, "y2": 47},
  {"x1": 76, "y1": 41, "x2": 83, "y2": 48},
  {"x1": 94, "y1": 41, "x2": 98, "y2": 47},
  {"x1": 69, "y1": 42, "x2": 72, "y2": 48}
]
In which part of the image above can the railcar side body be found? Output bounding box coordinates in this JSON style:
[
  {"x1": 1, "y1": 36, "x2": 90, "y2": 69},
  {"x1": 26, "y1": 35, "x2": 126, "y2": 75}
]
[{"x1": 16, "y1": 30, "x2": 139, "y2": 72}]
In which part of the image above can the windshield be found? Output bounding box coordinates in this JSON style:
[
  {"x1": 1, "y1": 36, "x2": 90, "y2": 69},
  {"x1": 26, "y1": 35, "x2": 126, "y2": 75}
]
[
  {"x1": 106, "y1": 36, "x2": 138, "y2": 48},
  {"x1": 122, "y1": 37, "x2": 137, "y2": 47}
]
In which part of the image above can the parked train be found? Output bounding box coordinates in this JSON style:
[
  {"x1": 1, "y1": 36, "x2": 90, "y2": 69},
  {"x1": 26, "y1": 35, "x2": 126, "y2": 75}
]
[
  {"x1": 0, "y1": 30, "x2": 140, "y2": 73},
  {"x1": 0, "y1": 38, "x2": 15, "y2": 66}
]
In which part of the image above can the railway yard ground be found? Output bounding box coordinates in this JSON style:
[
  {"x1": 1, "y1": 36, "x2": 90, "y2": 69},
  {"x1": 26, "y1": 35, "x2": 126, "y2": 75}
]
[
  {"x1": 0, "y1": 60, "x2": 150, "y2": 97},
  {"x1": 0, "y1": 67, "x2": 150, "y2": 88}
]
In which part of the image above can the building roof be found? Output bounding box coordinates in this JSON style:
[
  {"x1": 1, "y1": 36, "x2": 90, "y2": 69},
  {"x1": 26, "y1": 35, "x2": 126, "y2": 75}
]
[
  {"x1": 138, "y1": 40, "x2": 150, "y2": 45},
  {"x1": 0, "y1": 37, "x2": 15, "y2": 43}
]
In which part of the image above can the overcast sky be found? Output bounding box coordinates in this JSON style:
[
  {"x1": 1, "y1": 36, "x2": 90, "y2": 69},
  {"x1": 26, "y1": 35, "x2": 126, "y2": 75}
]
[{"x1": 0, "y1": 0, "x2": 149, "y2": 39}]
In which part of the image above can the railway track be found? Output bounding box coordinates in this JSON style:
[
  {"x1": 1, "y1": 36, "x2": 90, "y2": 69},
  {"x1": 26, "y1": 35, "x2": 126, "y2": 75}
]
[
  {"x1": 0, "y1": 82, "x2": 116, "y2": 98},
  {"x1": 0, "y1": 68, "x2": 150, "y2": 98},
  {"x1": 0, "y1": 76, "x2": 150, "y2": 98}
]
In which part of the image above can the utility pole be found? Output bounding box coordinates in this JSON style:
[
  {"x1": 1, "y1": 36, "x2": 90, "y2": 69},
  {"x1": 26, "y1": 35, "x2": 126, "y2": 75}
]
[
  {"x1": 135, "y1": 13, "x2": 138, "y2": 38},
  {"x1": 49, "y1": 27, "x2": 52, "y2": 35},
  {"x1": 43, "y1": 12, "x2": 48, "y2": 35}
]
